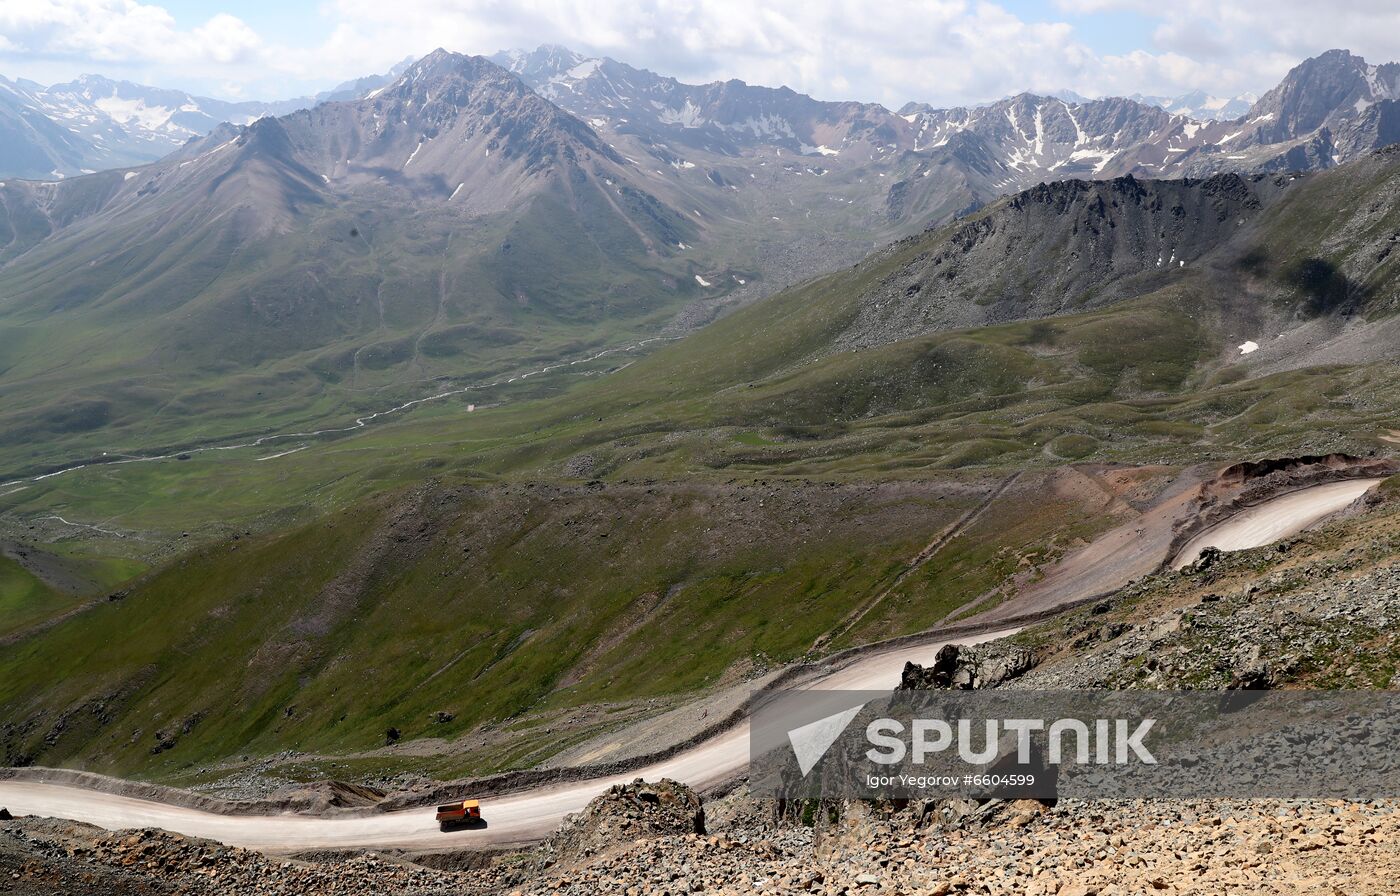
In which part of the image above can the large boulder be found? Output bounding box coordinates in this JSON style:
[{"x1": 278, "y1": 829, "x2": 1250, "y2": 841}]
[{"x1": 898, "y1": 642, "x2": 1034, "y2": 690}]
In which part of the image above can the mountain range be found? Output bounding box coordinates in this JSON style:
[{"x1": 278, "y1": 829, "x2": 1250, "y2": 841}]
[
  {"x1": 485, "y1": 45, "x2": 1400, "y2": 243},
  {"x1": 4, "y1": 46, "x2": 1400, "y2": 477},
  {"x1": 1128, "y1": 89, "x2": 1258, "y2": 121},
  {"x1": 490, "y1": 46, "x2": 1398, "y2": 179},
  {"x1": 0, "y1": 46, "x2": 1391, "y2": 191},
  {"x1": 0, "y1": 50, "x2": 707, "y2": 473},
  {"x1": 0, "y1": 60, "x2": 414, "y2": 179}
]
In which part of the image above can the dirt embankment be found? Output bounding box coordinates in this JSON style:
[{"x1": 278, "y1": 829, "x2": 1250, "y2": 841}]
[
  {"x1": 904, "y1": 455, "x2": 1396, "y2": 631},
  {"x1": 0, "y1": 768, "x2": 387, "y2": 818}
]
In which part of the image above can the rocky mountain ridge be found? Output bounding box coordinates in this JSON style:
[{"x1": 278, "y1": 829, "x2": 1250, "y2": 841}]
[
  {"x1": 496, "y1": 45, "x2": 1400, "y2": 191},
  {"x1": 834, "y1": 170, "x2": 1301, "y2": 351},
  {"x1": 8, "y1": 44, "x2": 1400, "y2": 232}
]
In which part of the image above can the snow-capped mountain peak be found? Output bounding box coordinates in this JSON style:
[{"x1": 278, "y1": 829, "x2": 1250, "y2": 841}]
[
  {"x1": 1129, "y1": 89, "x2": 1258, "y2": 121},
  {"x1": 0, "y1": 61, "x2": 415, "y2": 180}
]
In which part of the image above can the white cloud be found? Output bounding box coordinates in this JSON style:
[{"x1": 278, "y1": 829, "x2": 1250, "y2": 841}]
[
  {"x1": 304, "y1": 0, "x2": 1103, "y2": 108},
  {"x1": 191, "y1": 13, "x2": 263, "y2": 65},
  {"x1": 300, "y1": 0, "x2": 1400, "y2": 108},
  {"x1": 1057, "y1": 0, "x2": 1400, "y2": 97},
  {"x1": 0, "y1": 0, "x2": 266, "y2": 83},
  {"x1": 1, "y1": 0, "x2": 1399, "y2": 107}
]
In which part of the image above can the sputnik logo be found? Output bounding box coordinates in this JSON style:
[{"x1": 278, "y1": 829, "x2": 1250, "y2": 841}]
[{"x1": 786, "y1": 703, "x2": 867, "y2": 776}]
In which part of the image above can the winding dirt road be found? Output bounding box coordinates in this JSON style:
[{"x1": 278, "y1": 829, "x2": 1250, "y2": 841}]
[
  {"x1": 0, "y1": 632, "x2": 1008, "y2": 851},
  {"x1": 1171, "y1": 478, "x2": 1383, "y2": 569},
  {"x1": 0, "y1": 476, "x2": 1384, "y2": 852}
]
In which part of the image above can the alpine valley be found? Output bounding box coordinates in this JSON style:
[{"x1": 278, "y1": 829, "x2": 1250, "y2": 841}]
[{"x1": 3, "y1": 35, "x2": 1400, "y2": 895}]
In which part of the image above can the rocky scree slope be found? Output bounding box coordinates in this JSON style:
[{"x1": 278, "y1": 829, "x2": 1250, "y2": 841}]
[
  {"x1": 695, "y1": 141, "x2": 1400, "y2": 381},
  {"x1": 834, "y1": 171, "x2": 1297, "y2": 350}
]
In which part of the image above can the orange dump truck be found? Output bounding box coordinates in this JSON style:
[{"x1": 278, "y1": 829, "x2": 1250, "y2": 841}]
[{"x1": 436, "y1": 799, "x2": 482, "y2": 831}]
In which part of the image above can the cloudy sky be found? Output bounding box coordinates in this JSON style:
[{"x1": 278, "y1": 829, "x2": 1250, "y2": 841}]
[{"x1": 1, "y1": 1, "x2": 1397, "y2": 106}]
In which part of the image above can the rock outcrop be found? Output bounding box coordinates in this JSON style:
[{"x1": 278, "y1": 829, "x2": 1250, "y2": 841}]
[
  {"x1": 540, "y1": 778, "x2": 705, "y2": 866},
  {"x1": 898, "y1": 642, "x2": 1036, "y2": 690}
]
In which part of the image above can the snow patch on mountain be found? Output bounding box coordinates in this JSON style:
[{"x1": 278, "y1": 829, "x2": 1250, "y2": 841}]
[{"x1": 657, "y1": 100, "x2": 707, "y2": 128}]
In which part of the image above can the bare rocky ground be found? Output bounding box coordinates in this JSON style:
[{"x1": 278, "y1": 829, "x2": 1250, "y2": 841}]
[
  {"x1": 529, "y1": 794, "x2": 1400, "y2": 895},
  {"x1": 5, "y1": 789, "x2": 1400, "y2": 894}
]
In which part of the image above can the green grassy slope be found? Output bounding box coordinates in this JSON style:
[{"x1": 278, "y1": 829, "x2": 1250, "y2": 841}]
[
  {"x1": 8, "y1": 477, "x2": 1105, "y2": 775},
  {"x1": 0, "y1": 555, "x2": 65, "y2": 639},
  {"x1": 7, "y1": 153, "x2": 1400, "y2": 554},
  {"x1": 0, "y1": 175, "x2": 706, "y2": 478}
]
